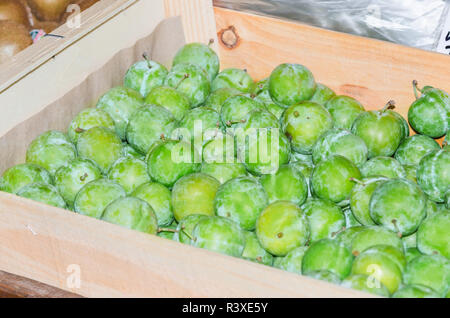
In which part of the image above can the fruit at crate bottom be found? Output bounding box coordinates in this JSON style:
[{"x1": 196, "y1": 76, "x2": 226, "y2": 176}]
[
  {"x1": 96, "y1": 86, "x2": 144, "y2": 140},
  {"x1": 172, "y1": 173, "x2": 220, "y2": 222},
  {"x1": 0, "y1": 0, "x2": 30, "y2": 27},
  {"x1": 214, "y1": 176, "x2": 268, "y2": 231},
  {"x1": 256, "y1": 201, "x2": 309, "y2": 256},
  {"x1": 260, "y1": 164, "x2": 308, "y2": 206},
  {"x1": 302, "y1": 239, "x2": 353, "y2": 280},
  {"x1": 403, "y1": 164, "x2": 417, "y2": 183},
  {"x1": 392, "y1": 285, "x2": 441, "y2": 298},
  {"x1": 174, "y1": 214, "x2": 209, "y2": 244},
  {"x1": 349, "y1": 176, "x2": 388, "y2": 226},
  {"x1": 107, "y1": 157, "x2": 150, "y2": 195},
  {"x1": 172, "y1": 42, "x2": 220, "y2": 82},
  {"x1": 351, "y1": 247, "x2": 403, "y2": 294},
  {"x1": 268, "y1": 63, "x2": 316, "y2": 108},
  {"x1": 76, "y1": 127, "x2": 123, "y2": 174},
  {"x1": 405, "y1": 247, "x2": 422, "y2": 263},
  {"x1": 242, "y1": 231, "x2": 274, "y2": 266},
  {"x1": 311, "y1": 128, "x2": 368, "y2": 167},
  {"x1": 146, "y1": 140, "x2": 200, "y2": 188},
  {"x1": 416, "y1": 149, "x2": 450, "y2": 203},
  {"x1": 0, "y1": 20, "x2": 31, "y2": 64},
  {"x1": 417, "y1": 211, "x2": 450, "y2": 259},
  {"x1": 17, "y1": 183, "x2": 66, "y2": 209},
  {"x1": 310, "y1": 155, "x2": 361, "y2": 206},
  {"x1": 301, "y1": 198, "x2": 346, "y2": 243},
  {"x1": 200, "y1": 162, "x2": 246, "y2": 184},
  {"x1": 67, "y1": 108, "x2": 115, "y2": 144},
  {"x1": 351, "y1": 101, "x2": 403, "y2": 158},
  {"x1": 403, "y1": 254, "x2": 450, "y2": 296},
  {"x1": 124, "y1": 59, "x2": 168, "y2": 98},
  {"x1": 304, "y1": 270, "x2": 342, "y2": 284},
  {"x1": 26, "y1": 130, "x2": 76, "y2": 175},
  {"x1": 122, "y1": 142, "x2": 145, "y2": 161},
  {"x1": 394, "y1": 135, "x2": 441, "y2": 167},
  {"x1": 324, "y1": 95, "x2": 365, "y2": 130},
  {"x1": 144, "y1": 86, "x2": 190, "y2": 121},
  {"x1": 27, "y1": 0, "x2": 70, "y2": 21},
  {"x1": 203, "y1": 87, "x2": 241, "y2": 112},
  {"x1": 0, "y1": 163, "x2": 53, "y2": 194},
  {"x1": 273, "y1": 246, "x2": 308, "y2": 275},
  {"x1": 211, "y1": 68, "x2": 254, "y2": 94},
  {"x1": 343, "y1": 206, "x2": 361, "y2": 228},
  {"x1": 192, "y1": 216, "x2": 246, "y2": 258},
  {"x1": 174, "y1": 107, "x2": 221, "y2": 146},
  {"x1": 408, "y1": 81, "x2": 450, "y2": 138},
  {"x1": 309, "y1": 83, "x2": 336, "y2": 106},
  {"x1": 54, "y1": 158, "x2": 101, "y2": 208},
  {"x1": 238, "y1": 129, "x2": 291, "y2": 176},
  {"x1": 335, "y1": 226, "x2": 365, "y2": 249},
  {"x1": 132, "y1": 182, "x2": 173, "y2": 227},
  {"x1": 369, "y1": 178, "x2": 427, "y2": 237},
  {"x1": 220, "y1": 95, "x2": 264, "y2": 128},
  {"x1": 157, "y1": 222, "x2": 178, "y2": 240},
  {"x1": 341, "y1": 274, "x2": 390, "y2": 297},
  {"x1": 164, "y1": 63, "x2": 210, "y2": 107},
  {"x1": 74, "y1": 178, "x2": 126, "y2": 219},
  {"x1": 240, "y1": 109, "x2": 280, "y2": 131},
  {"x1": 102, "y1": 197, "x2": 158, "y2": 235},
  {"x1": 351, "y1": 226, "x2": 403, "y2": 257},
  {"x1": 360, "y1": 156, "x2": 406, "y2": 179},
  {"x1": 126, "y1": 105, "x2": 177, "y2": 155},
  {"x1": 282, "y1": 102, "x2": 333, "y2": 155}
]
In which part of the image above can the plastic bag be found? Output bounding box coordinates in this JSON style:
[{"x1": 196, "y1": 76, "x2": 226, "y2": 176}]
[{"x1": 214, "y1": 0, "x2": 450, "y2": 52}]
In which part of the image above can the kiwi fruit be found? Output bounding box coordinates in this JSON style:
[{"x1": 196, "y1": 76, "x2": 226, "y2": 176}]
[
  {"x1": 26, "y1": 0, "x2": 70, "y2": 22},
  {"x1": 0, "y1": 0, "x2": 30, "y2": 28},
  {"x1": 0, "y1": 20, "x2": 32, "y2": 64}
]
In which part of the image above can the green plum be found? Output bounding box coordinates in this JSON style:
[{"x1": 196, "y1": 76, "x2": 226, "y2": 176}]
[
  {"x1": 96, "y1": 86, "x2": 144, "y2": 139},
  {"x1": 273, "y1": 246, "x2": 308, "y2": 275},
  {"x1": 290, "y1": 152, "x2": 313, "y2": 164},
  {"x1": 76, "y1": 127, "x2": 123, "y2": 174},
  {"x1": 108, "y1": 157, "x2": 150, "y2": 194},
  {"x1": 302, "y1": 239, "x2": 353, "y2": 280},
  {"x1": 403, "y1": 254, "x2": 450, "y2": 296},
  {"x1": 212, "y1": 68, "x2": 254, "y2": 93},
  {"x1": 360, "y1": 156, "x2": 406, "y2": 179},
  {"x1": 132, "y1": 182, "x2": 174, "y2": 227},
  {"x1": 416, "y1": 149, "x2": 450, "y2": 202},
  {"x1": 351, "y1": 226, "x2": 403, "y2": 256},
  {"x1": 259, "y1": 164, "x2": 308, "y2": 205},
  {"x1": 68, "y1": 108, "x2": 115, "y2": 144},
  {"x1": 403, "y1": 164, "x2": 417, "y2": 183},
  {"x1": 26, "y1": 130, "x2": 76, "y2": 175},
  {"x1": 417, "y1": 211, "x2": 450, "y2": 259},
  {"x1": 256, "y1": 201, "x2": 309, "y2": 256},
  {"x1": 204, "y1": 87, "x2": 241, "y2": 112},
  {"x1": 311, "y1": 128, "x2": 368, "y2": 167},
  {"x1": 242, "y1": 231, "x2": 274, "y2": 266},
  {"x1": 172, "y1": 173, "x2": 220, "y2": 222},
  {"x1": 220, "y1": 95, "x2": 263, "y2": 128},
  {"x1": 17, "y1": 183, "x2": 66, "y2": 209},
  {"x1": 175, "y1": 107, "x2": 221, "y2": 145},
  {"x1": 325, "y1": 95, "x2": 365, "y2": 130},
  {"x1": 0, "y1": 163, "x2": 52, "y2": 194},
  {"x1": 252, "y1": 81, "x2": 286, "y2": 119},
  {"x1": 343, "y1": 206, "x2": 361, "y2": 228},
  {"x1": 304, "y1": 270, "x2": 342, "y2": 284},
  {"x1": 387, "y1": 109, "x2": 410, "y2": 141},
  {"x1": 202, "y1": 135, "x2": 237, "y2": 164},
  {"x1": 172, "y1": 42, "x2": 220, "y2": 81},
  {"x1": 395, "y1": 135, "x2": 441, "y2": 166},
  {"x1": 302, "y1": 198, "x2": 346, "y2": 243},
  {"x1": 164, "y1": 63, "x2": 210, "y2": 107},
  {"x1": 124, "y1": 59, "x2": 168, "y2": 97},
  {"x1": 268, "y1": 63, "x2": 316, "y2": 108},
  {"x1": 200, "y1": 162, "x2": 247, "y2": 184},
  {"x1": 241, "y1": 109, "x2": 280, "y2": 131},
  {"x1": 54, "y1": 158, "x2": 102, "y2": 208},
  {"x1": 281, "y1": 101, "x2": 333, "y2": 154},
  {"x1": 144, "y1": 86, "x2": 190, "y2": 121},
  {"x1": 405, "y1": 247, "x2": 422, "y2": 262},
  {"x1": 147, "y1": 140, "x2": 200, "y2": 187},
  {"x1": 310, "y1": 155, "x2": 361, "y2": 206},
  {"x1": 392, "y1": 285, "x2": 440, "y2": 298},
  {"x1": 74, "y1": 178, "x2": 126, "y2": 219},
  {"x1": 192, "y1": 216, "x2": 246, "y2": 257},
  {"x1": 408, "y1": 82, "x2": 450, "y2": 138},
  {"x1": 121, "y1": 142, "x2": 145, "y2": 160},
  {"x1": 341, "y1": 274, "x2": 390, "y2": 297},
  {"x1": 174, "y1": 214, "x2": 209, "y2": 244},
  {"x1": 363, "y1": 244, "x2": 407, "y2": 272},
  {"x1": 403, "y1": 232, "x2": 417, "y2": 249},
  {"x1": 214, "y1": 176, "x2": 268, "y2": 230},
  {"x1": 309, "y1": 83, "x2": 336, "y2": 106},
  {"x1": 102, "y1": 197, "x2": 158, "y2": 234},
  {"x1": 335, "y1": 226, "x2": 366, "y2": 249},
  {"x1": 349, "y1": 176, "x2": 388, "y2": 226}
]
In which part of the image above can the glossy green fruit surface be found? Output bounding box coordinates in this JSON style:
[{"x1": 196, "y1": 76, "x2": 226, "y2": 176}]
[
  {"x1": 0, "y1": 163, "x2": 53, "y2": 194},
  {"x1": 124, "y1": 60, "x2": 168, "y2": 97},
  {"x1": 172, "y1": 43, "x2": 220, "y2": 81}
]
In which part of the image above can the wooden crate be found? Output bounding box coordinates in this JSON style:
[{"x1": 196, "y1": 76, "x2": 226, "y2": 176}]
[{"x1": 0, "y1": 0, "x2": 448, "y2": 297}]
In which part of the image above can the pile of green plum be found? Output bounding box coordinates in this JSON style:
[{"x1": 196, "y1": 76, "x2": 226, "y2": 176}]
[{"x1": 1, "y1": 42, "x2": 449, "y2": 298}]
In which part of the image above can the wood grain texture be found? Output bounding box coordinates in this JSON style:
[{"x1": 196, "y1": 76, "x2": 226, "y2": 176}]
[
  {"x1": 0, "y1": 192, "x2": 371, "y2": 298},
  {"x1": 214, "y1": 7, "x2": 450, "y2": 123}
]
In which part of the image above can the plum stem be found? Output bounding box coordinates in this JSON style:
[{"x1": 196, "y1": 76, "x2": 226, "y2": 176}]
[
  {"x1": 180, "y1": 225, "x2": 196, "y2": 242},
  {"x1": 391, "y1": 219, "x2": 402, "y2": 238},
  {"x1": 226, "y1": 119, "x2": 246, "y2": 127},
  {"x1": 380, "y1": 100, "x2": 396, "y2": 113},
  {"x1": 75, "y1": 127, "x2": 85, "y2": 133},
  {"x1": 142, "y1": 53, "x2": 152, "y2": 69},
  {"x1": 176, "y1": 74, "x2": 190, "y2": 89},
  {"x1": 208, "y1": 38, "x2": 214, "y2": 47},
  {"x1": 331, "y1": 226, "x2": 347, "y2": 238},
  {"x1": 412, "y1": 80, "x2": 421, "y2": 100},
  {"x1": 157, "y1": 228, "x2": 178, "y2": 234},
  {"x1": 349, "y1": 178, "x2": 365, "y2": 186}
]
